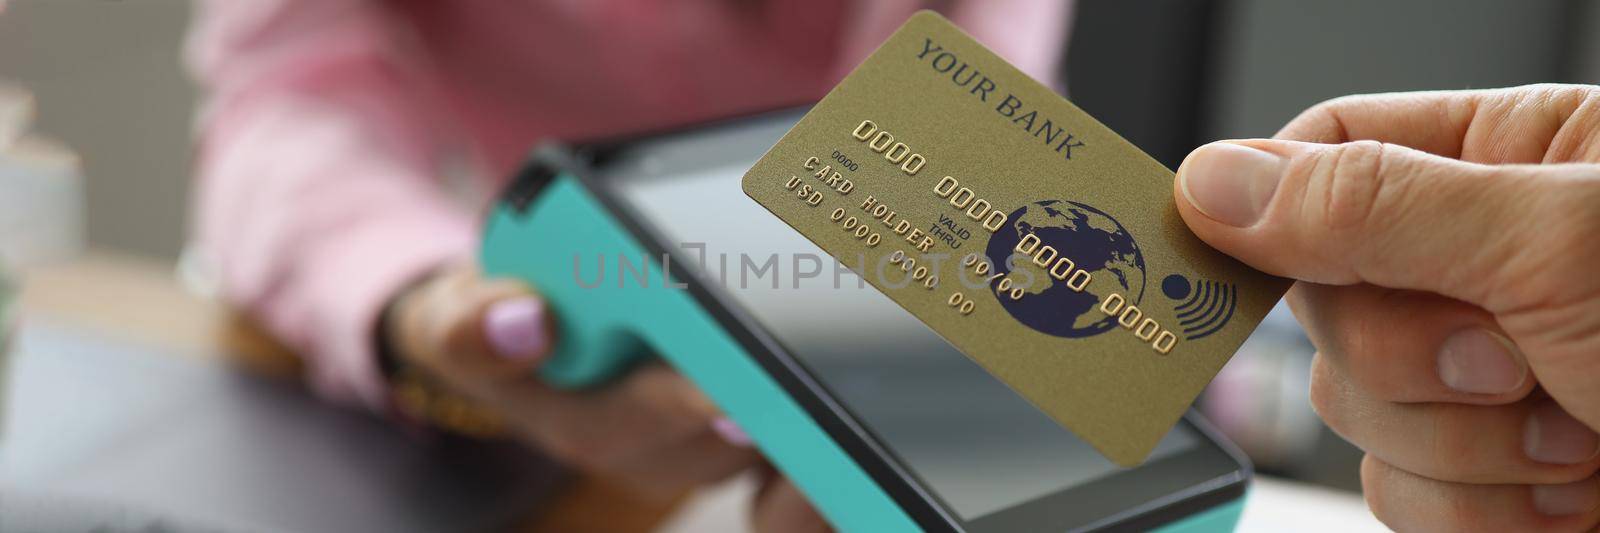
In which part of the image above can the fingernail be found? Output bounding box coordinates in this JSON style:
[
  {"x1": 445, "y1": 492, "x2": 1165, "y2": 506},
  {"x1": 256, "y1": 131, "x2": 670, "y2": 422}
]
[
  {"x1": 484, "y1": 297, "x2": 548, "y2": 360},
  {"x1": 712, "y1": 417, "x2": 753, "y2": 448},
  {"x1": 1534, "y1": 479, "x2": 1599, "y2": 516},
  {"x1": 1178, "y1": 142, "x2": 1284, "y2": 227},
  {"x1": 1436, "y1": 329, "x2": 1526, "y2": 394},
  {"x1": 1525, "y1": 402, "x2": 1600, "y2": 465}
]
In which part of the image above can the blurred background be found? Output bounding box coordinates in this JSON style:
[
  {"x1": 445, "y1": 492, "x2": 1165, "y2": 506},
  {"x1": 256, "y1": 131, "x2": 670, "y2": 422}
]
[{"x1": 3, "y1": 0, "x2": 1598, "y2": 531}]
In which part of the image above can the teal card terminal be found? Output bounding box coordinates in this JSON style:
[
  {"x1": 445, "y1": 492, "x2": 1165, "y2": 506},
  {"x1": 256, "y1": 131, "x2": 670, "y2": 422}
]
[{"x1": 480, "y1": 110, "x2": 1249, "y2": 532}]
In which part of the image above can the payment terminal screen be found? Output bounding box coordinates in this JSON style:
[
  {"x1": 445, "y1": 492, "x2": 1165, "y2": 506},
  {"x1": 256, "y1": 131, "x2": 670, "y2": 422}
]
[{"x1": 601, "y1": 113, "x2": 1198, "y2": 521}]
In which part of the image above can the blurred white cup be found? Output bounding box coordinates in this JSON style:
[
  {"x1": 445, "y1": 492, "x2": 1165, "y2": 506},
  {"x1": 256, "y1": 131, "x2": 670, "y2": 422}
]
[{"x1": 0, "y1": 82, "x2": 84, "y2": 268}]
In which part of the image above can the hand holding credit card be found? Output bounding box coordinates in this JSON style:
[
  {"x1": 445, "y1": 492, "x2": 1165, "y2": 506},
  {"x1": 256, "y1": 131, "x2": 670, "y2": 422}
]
[{"x1": 742, "y1": 11, "x2": 1290, "y2": 465}]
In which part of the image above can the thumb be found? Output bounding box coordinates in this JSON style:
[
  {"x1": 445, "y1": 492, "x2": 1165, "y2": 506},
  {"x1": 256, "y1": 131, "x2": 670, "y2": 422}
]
[
  {"x1": 1173, "y1": 138, "x2": 1586, "y2": 308},
  {"x1": 393, "y1": 268, "x2": 554, "y2": 383}
]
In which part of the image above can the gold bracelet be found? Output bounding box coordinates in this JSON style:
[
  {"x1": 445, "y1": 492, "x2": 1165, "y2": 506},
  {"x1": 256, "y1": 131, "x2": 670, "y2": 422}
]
[{"x1": 390, "y1": 364, "x2": 508, "y2": 439}]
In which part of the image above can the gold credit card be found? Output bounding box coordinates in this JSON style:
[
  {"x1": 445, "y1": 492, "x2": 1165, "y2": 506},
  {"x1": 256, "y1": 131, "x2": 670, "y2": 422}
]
[{"x1": 740, "y1": 11, "x2": 1290, "y2": 465}]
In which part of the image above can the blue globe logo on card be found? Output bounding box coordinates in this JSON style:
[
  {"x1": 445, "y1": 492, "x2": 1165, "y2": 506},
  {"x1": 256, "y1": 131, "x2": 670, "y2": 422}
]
[{"x1": 985, "y1": 200, "x2": 1147, "y2": 339}]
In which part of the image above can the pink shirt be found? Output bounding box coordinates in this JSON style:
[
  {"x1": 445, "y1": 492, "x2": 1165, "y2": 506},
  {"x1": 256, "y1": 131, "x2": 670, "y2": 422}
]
[{"x1": 186, "y1": 0, "x2": 1071, "y2": 411}]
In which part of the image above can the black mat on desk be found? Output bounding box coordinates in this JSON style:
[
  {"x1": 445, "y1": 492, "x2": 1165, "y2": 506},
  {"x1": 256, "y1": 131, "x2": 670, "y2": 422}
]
[{"x1": 0, "y1": 321, "x2": 560, "y2": 533}]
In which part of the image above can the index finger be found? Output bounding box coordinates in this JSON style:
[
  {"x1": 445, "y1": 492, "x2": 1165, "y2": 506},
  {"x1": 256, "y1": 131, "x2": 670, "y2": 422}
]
[{"x1": 1275, "y1": 85, "x2": 1588, "y2": 165}]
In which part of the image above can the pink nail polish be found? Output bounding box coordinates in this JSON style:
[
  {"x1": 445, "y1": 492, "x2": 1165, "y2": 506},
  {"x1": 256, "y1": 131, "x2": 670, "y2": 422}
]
[
  {"x1": 484, "y1": 298, "x2": 547, "y2": 360},
  {"x1": 713, "y1": 417, "x2": 753, "y2": 447}
]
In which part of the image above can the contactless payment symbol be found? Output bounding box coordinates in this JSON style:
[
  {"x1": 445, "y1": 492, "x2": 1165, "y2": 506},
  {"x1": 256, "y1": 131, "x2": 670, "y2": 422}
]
[{"x1": 1162, "y1": 274, "x2": 1236, "y2": 341}]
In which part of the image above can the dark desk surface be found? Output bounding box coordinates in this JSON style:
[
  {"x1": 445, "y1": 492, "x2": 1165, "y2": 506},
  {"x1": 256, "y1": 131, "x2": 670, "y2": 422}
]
[{"x1": 4, "y1": 251, "x2": 683, "y2": 533}]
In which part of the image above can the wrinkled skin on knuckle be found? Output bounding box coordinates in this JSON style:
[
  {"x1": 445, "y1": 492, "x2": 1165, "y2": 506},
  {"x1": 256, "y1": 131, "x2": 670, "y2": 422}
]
[
  {"x1": 1278, "y1": 140, "x2": 1394, "y2": 282},
  {"x1": 1545, "y1": 89, "x2": 1600, "y2": 163},
  {"x1": 1322, "y1": 141, "x2": 1392, "y2": 239},
  {"x1": 1429, "y1": 92, "x2": 1600, "y2": 309}
]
